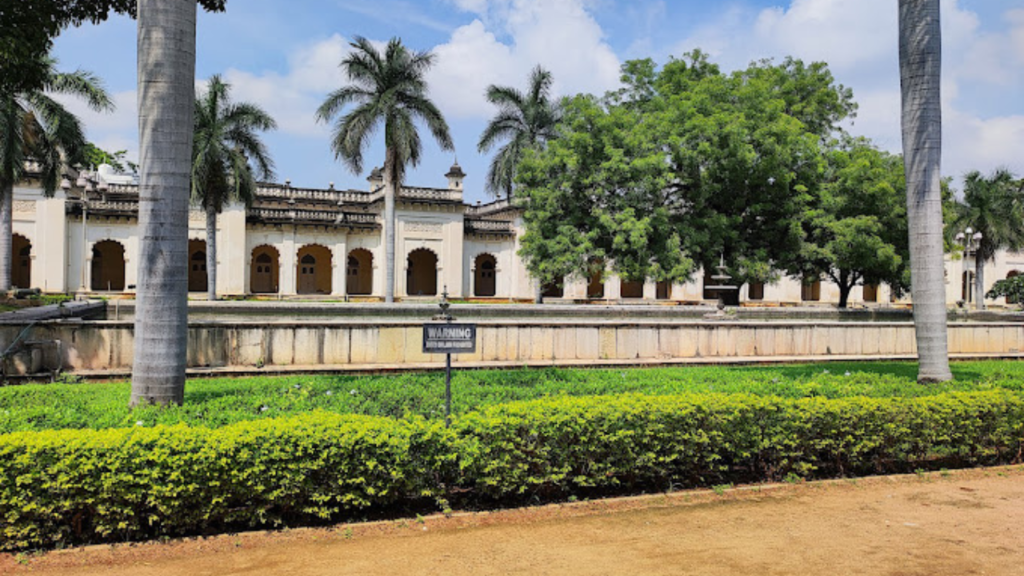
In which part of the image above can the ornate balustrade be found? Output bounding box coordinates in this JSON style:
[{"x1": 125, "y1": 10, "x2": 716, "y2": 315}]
[{"x1": 464, "y1": 218, "x2": 515, "y2": 235}]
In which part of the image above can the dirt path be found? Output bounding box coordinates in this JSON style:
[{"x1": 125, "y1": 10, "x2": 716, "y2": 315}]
[{"x1": 5, "y1": 467, "x2": 1024, "y2": 576}]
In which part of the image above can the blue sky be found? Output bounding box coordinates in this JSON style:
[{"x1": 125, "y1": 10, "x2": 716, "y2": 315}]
[{"x1": 53, "y1": 0, "x2": 1024, "y2": 203}]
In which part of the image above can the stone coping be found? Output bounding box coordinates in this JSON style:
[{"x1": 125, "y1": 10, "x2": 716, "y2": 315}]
[
  {"x1": 67, "y1": 352, "x2": 1024, "y2": 380},
  {"x1": 18, "y1": 318, "x2": 1024, "y2": 328}
]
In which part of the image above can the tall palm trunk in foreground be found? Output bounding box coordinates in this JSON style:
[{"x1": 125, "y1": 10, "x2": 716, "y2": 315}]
[
  {"x1": 0, "y1": 190, "x2": 11, "y2": 291},
  {"x1": 131, "y1": 0, "x2": 197, "y2": 405},
  {"x1": 898, "y1": 0, "x2": 952, "y2": 382}
]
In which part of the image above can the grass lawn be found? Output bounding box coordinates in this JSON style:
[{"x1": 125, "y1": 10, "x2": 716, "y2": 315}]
[{"x1": 3, "y1": 360, "x2": 1023, "y2": 433}]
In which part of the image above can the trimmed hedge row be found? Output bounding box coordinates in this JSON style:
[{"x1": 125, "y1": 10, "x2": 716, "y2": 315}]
[{"x1": 2, "y1": 391, "x2": 1023, "y2": 550}]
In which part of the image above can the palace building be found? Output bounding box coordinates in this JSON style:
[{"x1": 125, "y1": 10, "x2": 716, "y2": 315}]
[{"x1": 9, "y1": 162, "x2": 1024, "y2": 307}]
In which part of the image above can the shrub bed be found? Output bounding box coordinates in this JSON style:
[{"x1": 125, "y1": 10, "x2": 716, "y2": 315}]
[{"x1": 3, "y1": 391, "x2": 1022, "y2": 551}]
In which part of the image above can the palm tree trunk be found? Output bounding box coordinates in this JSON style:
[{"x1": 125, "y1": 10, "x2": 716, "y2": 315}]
[
  {"x1": 130, "y1": 0, "x2": 197, "y2": 406},
  {"x1": 0, "y1": 183, "x2": 12, "y2": 292},
  {"x1": 899, "y1": 0, "x2": 952, "y2": 382},
  {"x1": 974, "y1": 255, "x2": 986, "y2": 311},
  {"x1": 206, "y1": 204, "x2": 217, "y2": 301},
  {"x1": 384, "y1": 148, "x2": 397, "y2": 303}
]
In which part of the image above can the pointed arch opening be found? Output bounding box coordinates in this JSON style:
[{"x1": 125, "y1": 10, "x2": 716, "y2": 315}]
[
  {"x1": 251, "y1": 245, "x2": 280, "y2": 294},
  {"x1": 656, "y1": 280, "x2": 671, "y2": 300},
  {"x1": 297, "y1": 244, "x2": 332, "y2": 295},
  {"x1": 474, "y1": 253, "x2": 497, "y2": 297},
  {"x1": 620, "y1": 279, "x2": 644, "y2": 299},
  {"x1": 12, "y1": 234, "x2": 31, "y2": 289},
  {"x1": 407, "y1": 248, "x2": 438, "y2": 296},
  {"x1": 541, "y1": 280, "x2": 564, "y2": 298},
  {"x1": 1006, "y1": 270, "x2": 1021, "y2": 304},
  {"x1": 347, "y1": 248, "x2": 373, "y2": 295},
  {"x1": 91, "y1": 240, "x2": 126, "y2": 291},
  {"x1": 188, "y1": 239, "x2": 208, "y2": 293}
]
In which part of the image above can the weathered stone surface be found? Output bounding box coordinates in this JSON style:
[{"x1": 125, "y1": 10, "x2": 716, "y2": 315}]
[
  {"x1": 576, "y1": 327, "x2": 600, "y2": 360},
  {"x1": 377, "y1": 327, "x2": 406, "y2": 364},
  {"x1": 599, "y1": 327, "x2": 616, "y2": 359}
]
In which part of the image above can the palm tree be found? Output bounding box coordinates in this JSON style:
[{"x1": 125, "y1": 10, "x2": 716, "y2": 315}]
[
  {"x1": 478, "y1": 66, "x2": 561, "y2": 303},
  {"x1": 477, "y1": 66, "x2": 561, "y2": 199},
  {"x1": 0, "y1": 56, "x2": 112, "y2": 291},
  {"x1": 131, "y1": 0, "x2": 197, "y2": 406},
  {"x1": 950, "y1": 169, "x2": 1024, "y2": 311},
  {"x1": 898, "y1": 0, "x2": 952, "y2": 382},
  {"x1": 316, "y1": 36, "x2": 453, "y2": 303},
  {"x1": 192, "y1": 74, "x2": 276, "y2": 301}
]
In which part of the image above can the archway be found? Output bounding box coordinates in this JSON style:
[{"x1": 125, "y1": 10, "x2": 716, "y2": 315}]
[
  {"x1": 188, "y1": 239, "x2": 208, "y2": 292},
  {"x1": 1006, "y1": 270, "x2": 1020, "y2": 304},
  {"x1": 91, "y1": 240, "x2": 125, "y2": 291},
  {"x1": 656, "y1": 280, "x2": 671, "y2": 300},
  {"x1": 474, "y1": 253, "x2": 497, "y2": 297},
  {"x1": 747, "y1": 281, "x2": 765, "y2": 301},
  {"x1": 346, "y1": 248, "x2": 373, "y2": 295},
  {"x1": 541, "y1": 280, "x2": 563, "y2": 298},
  {"x1": 862, "y1": 283, "x2": 879, "y2": 303},
  {"x1": 297, "y1": 244, "x2": 332, "y2": 295},
  {"x1": 407, "y1": 248, "x2": 438, "y2": 296},
  {"x1": 250, "y1": 245, "x2": 280, "y2": 294},
  {"x1": 11, "y1": 234, "x2": 31, "y2": 289},
  {"x1": 587, "y1": 262, "x2": 604, "y2": 299},
  {"x1": 620, "y1": 279, "x2": 643, "y2": 299},
  {"x1": 801, "y1": 276, "x2": 821, "y2": 302}
]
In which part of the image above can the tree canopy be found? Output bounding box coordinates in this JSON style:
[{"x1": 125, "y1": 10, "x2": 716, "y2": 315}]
[
  {"x1": 794, "y1": 137, "x2": 910, "y2": 307},
  {"x1": 0, "y1": 0, "x2": 226, "y2": 93},
  {"x1": 516, "y1": 52, "x2": 857, "y2": 290}
]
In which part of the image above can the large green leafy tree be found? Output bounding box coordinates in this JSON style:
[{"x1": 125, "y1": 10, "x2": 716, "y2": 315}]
[
  {"x1": 948, "y1": 168, "x2": 1024, "y2": 311},
  {"x1": 192, "y1": 74, "x2": 276, "y2": 301},
  {"x1": 517, "y1": 95, "x2": 692, "y2": 289},
  {"x1": 518, "y1": 52, "x2": 853, "y2": 293},
  {"x1": 478, "y1": 66, "x2": 561, "y2": 199},
  {"x1": 899, "y1": 0, "x2": 951, "y2": 382},
  {"x1": 0, "y1": 0, "x2": 224, "y2": 94},
  {"x1": 316, "y1": 37, "x2": 453, "y2": 303},
  {"x1": 0, "y1": 56, "x2": 113, "y2": 291},
  {"x1": 795, "y1": 138, "x2": 909, "y2": 308}
]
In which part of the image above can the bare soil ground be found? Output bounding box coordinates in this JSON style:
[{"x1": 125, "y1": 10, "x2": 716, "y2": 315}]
[{"x1": 4, "y1": 466, "x2": 1023, "y2": 576}]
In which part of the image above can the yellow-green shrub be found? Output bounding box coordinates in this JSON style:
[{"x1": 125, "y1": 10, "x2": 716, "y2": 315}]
[
  {"x1": 0, "y1": 412, "x2": 454, "y2": 551},
  {"x1": 2, "y1": 392, "x2": 1022, "y2": 551}
]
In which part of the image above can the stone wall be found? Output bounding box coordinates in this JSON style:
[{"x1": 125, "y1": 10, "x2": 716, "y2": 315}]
[{"x1": 3, "y1": 320, "x2": 1022, "y2": 373}]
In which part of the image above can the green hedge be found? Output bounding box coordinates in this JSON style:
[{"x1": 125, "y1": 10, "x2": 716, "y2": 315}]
[{"x1": 2, "y1": 392, "x2": 1023, "y2": 550}]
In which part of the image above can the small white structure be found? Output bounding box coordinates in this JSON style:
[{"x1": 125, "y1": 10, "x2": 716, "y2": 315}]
[{"x1": 8, "y1": 163, "x2": 1023, "y2": 307}]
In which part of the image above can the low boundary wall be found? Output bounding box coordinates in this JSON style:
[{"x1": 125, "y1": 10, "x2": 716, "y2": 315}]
[{"x1": 2, "y1": 320, "x2": 1022, "y2": 373}]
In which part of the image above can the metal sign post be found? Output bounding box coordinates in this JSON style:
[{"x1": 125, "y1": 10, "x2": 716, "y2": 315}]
[{"x1": 423, "y1": 287, "x2": 476, "y2": 427}]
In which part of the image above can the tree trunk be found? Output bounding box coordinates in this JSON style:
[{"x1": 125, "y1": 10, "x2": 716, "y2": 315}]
[
  {"x1": 130, "y1": 0, "x2": 197, "y2": 406},
  {"x1": 206, "y1": 204, "x2": 217, "y2": 301},
  {"x1": 535, "y1": 280, "x2": 543, "y2": 304},
  {"x1": 837, "y1": 283, "x2": 852, "y2": 309},
  {"x1": 384, "y1": 148, "x2": 397, "y2": 304},
  {"x1": 0, "y1": 183, "x2": 12, "y2": 292},
  {"x1": 974, "y1": 254, "x2": 986, "y2": 311},
  {"x1": 899, "y1": 0, "x2": 952, "y2": 382}
]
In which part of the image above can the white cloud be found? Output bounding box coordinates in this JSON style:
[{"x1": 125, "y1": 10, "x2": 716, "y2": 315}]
[
  {"x1": 54, "y1": 90, "x2": 139, "y2": 162},
  {"x1": 672, "y1": 0, "x2": 1024, "y2": 187},
  {"x1": 431, "y1": 0, "x2": 622, "y2": 119},
  {"x1": 221, "y1": 34, "x2": 355, "y2": 138}
]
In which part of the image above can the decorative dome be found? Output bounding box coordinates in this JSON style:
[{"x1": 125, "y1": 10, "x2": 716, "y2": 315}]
[{"x1": 445, "y1": 161, "x2": 465, "y2": 179}]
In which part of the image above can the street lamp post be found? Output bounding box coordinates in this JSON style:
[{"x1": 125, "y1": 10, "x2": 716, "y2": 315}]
[{"x1": 954, "y1": 227, "x2": 984, "y2": 310}]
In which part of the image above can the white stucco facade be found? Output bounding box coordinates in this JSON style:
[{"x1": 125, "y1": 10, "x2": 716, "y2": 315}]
[{"x1": 9, "y1": 164, "x2": 1023, "y2": 308}]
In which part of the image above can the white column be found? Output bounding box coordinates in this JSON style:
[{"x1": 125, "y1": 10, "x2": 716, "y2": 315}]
[
  {"x1": 280, "y1": 228, "x2": 297, "y2": 295},
  {"x1": 332, "y1": 236, "x2": 347, "y2": 297},
  {"x1": 643, "y1": 279, "x2": 657, "y2": 300}
]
